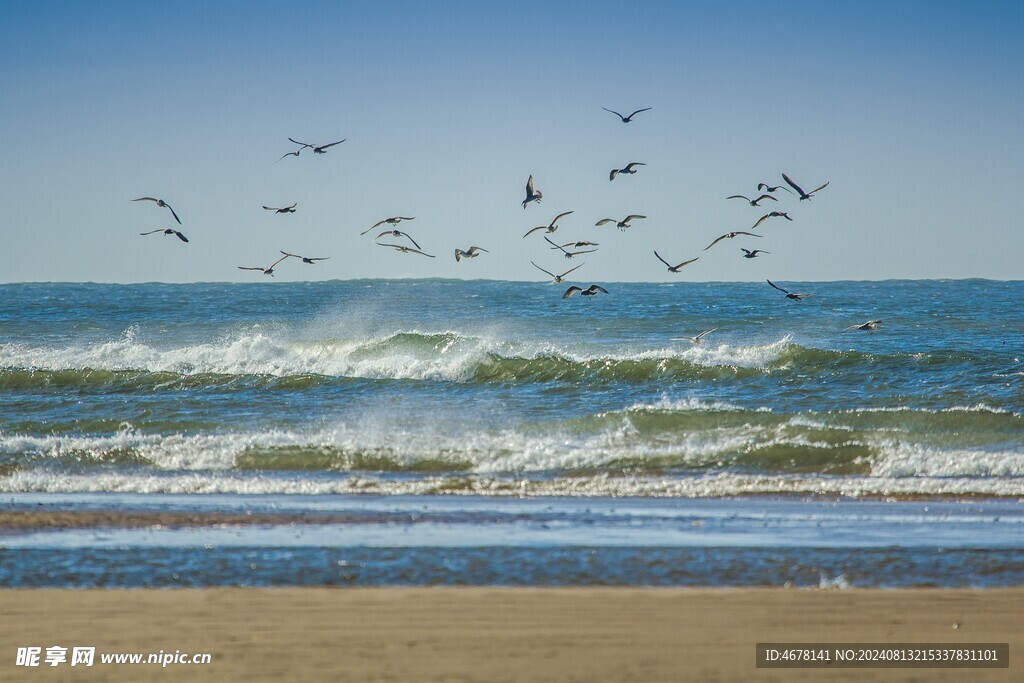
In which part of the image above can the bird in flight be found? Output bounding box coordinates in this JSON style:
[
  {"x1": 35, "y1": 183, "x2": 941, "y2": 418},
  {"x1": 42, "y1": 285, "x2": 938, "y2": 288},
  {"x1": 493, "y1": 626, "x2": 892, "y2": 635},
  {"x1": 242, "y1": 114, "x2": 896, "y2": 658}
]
[
  {"x1": 846, "y1": 320, "x2": 882, "y2": 331},
  {"x1": 704, "y1": 231, "x2": 761, "y2": 251},
  {"x1": 609, "y1": 162, "x2": 645, "y2": 181},
  {"x1": 595, "y1": 215, "x2": 646, "y2": 231},
  {"x1": 377, "y1": 243, "x2": 435, "y2": 258},
  {"x1": 238, "y1": 255, "x2": 289, "y2": 276},
  {"x1": 288, "y1": 137, "x2": 346, "y2": 154},
  {"x1": 133, "y1": 197, "x2": 181, "y2": 225},
  {"x1": 454, "y1": 246, "x2": 489, "y2": 262},
  {"x1": 280, "y1": 251, "x2": 328, "y2": 264},
  {"x1": 767, "y1": 279, "x2": 812, "y2": 300},
  {"x1": 782, "y1": 173, "x2": 829, "y2": 201},
  {"x1": 654, "y1": 251, "x2": 699, "y2": 273},
  {"x1": 522, "y1": 175, "x2": 543, "y2": 209},
  {"x1": 276, "y1": 149, "x2": 302, "y2": 162},
  {"x1": 523, "y1": 210, "x2": 574, "y2": 238},
  {"x1": 757, "y1": 183, "x2": 794, "y2": 195},
  {"x1": 741, "y1": 248, "x2": 770, "y2": 259},
  {"x1": 562, "y1": 284, "x2": 608, "y2": 299},
  {"x1": 375, "y1": 230, "x2": 420, "y2": 249},
  {"x1": 140, "y1": 228, "x2": 188, "y2": 243},
  {"x1": 362, "y1": 217, "x2": 415, "y2": 235},
  {"x1": 263, "y1": 203, "x2": 297, "y2": 214},
  {"x1": 545, "y1": 236, "x2": 597, "y2": 259},
  {"x1": 531, "y1": 261, "x2": 584, "y2": 284},
  {"x1": 602, "y1": 106, "x2": 652, "y2": 123},
  {"x1": 670, "y1": 327, "x2": 719, "y2": 345},
  {"x1": 549, "y1": 240, "x2": 599, "y2": 250},
  {"x1": 727, "y1": 194, "x2": 777, "y2": 207},
  {"x1": 751, "y1": 211, "x2": 793, "y2": 230}
]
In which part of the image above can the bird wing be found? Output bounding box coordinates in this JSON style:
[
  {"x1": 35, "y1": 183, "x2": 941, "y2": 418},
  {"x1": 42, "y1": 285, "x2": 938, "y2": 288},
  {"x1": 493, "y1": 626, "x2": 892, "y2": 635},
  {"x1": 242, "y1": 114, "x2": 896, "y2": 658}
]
[
  {"x1": 562, "y1": 286, "x2": 582, "y2": 299},
  {"x1": 269, "y1": 255, "x2": 289, "y2": 269},
  {"x1": 751, "y1": 214, "x2": 770, "y2": 229},
  {"x1": 595, "y1": 218, "x2": 615, "y2": 226},
  {"x1": 288, "y1": 137, "x2": 313, "y2": 148},
  {"x1": 470, "y1": 247, "x2": 489, "y2": 253},
  {"x1": 741, "y1": 248, "x2": 752, "y2": 255},
  {"x1": 623, "y1": 215, "x2": 647, "y2": 223},
  {"x1": 654, "y1": 250, "x2": 672, "y2": 268},
  {"x1": 757, "y1": 183, "x2": 768, "y2": 192},
  {"x1": 523, "y1": 226, "x2": 546, "y2": 238},
  {"x1": 609, "y1": 169, "x2": 619, "y2": 181},
  {"x1": 307, "y1": 257, "x2": 328, "y2": 262},
  {"x1": 402, "y1": 232, "x2": 421, "y2": 250},
  {"x1": 695, "y1": 327, "x2": 718, "y2": 341},
  {"x1": 704, "y1": 234, "x2": 728, "y2": 251},
  {"x1": 279, "y1": 251, "x2": 298, "y2": 258},
  {"x1": 551, "y1": 210, "x2": 574, "y2": 225},
  {"x1": 734, "y1": 231, "x2": 761, "y2": 238},
  {"x1": 754, "y1": 194, "x2": 777, "y2": 204},
  {"x1": 627, "y1": 107, "x2": 652, "y2": 118},
  {"x1": 238, "y1": 266, "x2": 263, "y2": 271},
  {"x1": 781, "y1": 173, "x2": 806, "y2": 197},
  {"x1": 588, "y1": 285, "x2": 609, "y2": 294},
  {"x1": 396, "y1": 217, "x2": 415, "y2": 221},
  {"x1": 285, "y1": 203, "x2": 297, "y2": 210},
  {"x1": 544, "y1": 236, "x2": 569, "y2": 254},
  {"x1": 276, "y1": 151, "x2": 298, "y2": 162},
  {"x1": 569, "y1": 249, "x2": 598, "y2": 256},
  {"x1": 726, "y1": 195, "x2": 750, "y2": 201},
  {"x1": 132, "y1": 197, "x2": 159, "y2": 203},
  {"x1": 139, "y1": 229, "x2": 163, "y2": 235},
  {"x1": 530, "y1": 261, "x2": 556, "y2": 278},
  {"x1": 263, "y1": 206, "x2": 279, "y2": 211},
  {"x1": 559, "y1": 263, "x2": 584, "y2": 278},
  {"x1": 454, "y1": 249, "x2": 463, "y2": 262},
  {"x1": 808, "y1": 181, "x2": 830, "y2": 195},
  {"x1": 318, "y1": 139, "x2": 346, "y2": 150},
  {"x1": 602, "y1": 107, "x2": 625, "y2": 120},
  {"x1": 165, "y1": 204, "x2": 181, "y2": 224},
  {"x1": 173, "y1": 231, "x2": 188, "y2": 242},
  {"x1": 363, "y1": 220, "x2": 387, "y2": 235},
  {"x1": 526, "y1": 175, "x2": 534, "y2": 194},
  {"x1": 766, "y1": 279, "x2": 790, "y2": 294},
  {"x1": 624, "y1": 162, "x2": 646, "y2": 171},
  {"x1": 672, "y1": 257, "x2": 699, "y2": 269}
]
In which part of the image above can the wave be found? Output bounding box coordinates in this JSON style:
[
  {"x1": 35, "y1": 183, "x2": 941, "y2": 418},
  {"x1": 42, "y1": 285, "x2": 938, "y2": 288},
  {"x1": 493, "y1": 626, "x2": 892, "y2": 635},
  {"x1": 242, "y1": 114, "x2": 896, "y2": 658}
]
[{"x1": 0, "y1": 328, "x2": 991, "y2": 388}]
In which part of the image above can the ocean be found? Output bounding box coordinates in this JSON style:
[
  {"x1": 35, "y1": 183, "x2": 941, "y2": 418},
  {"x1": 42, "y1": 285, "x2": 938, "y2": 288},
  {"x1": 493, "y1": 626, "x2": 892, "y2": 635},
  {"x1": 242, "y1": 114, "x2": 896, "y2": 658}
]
[{"x1": 1, "y1": 279, "x2": 1022, "y2": 587}]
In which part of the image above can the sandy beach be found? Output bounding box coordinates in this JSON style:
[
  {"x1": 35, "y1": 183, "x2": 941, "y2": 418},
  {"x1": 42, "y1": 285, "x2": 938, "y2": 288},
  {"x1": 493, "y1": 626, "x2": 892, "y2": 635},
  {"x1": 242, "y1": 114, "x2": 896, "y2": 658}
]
[{"x1": 0, "y1": 587, "x2": 1020, "y2": 682}]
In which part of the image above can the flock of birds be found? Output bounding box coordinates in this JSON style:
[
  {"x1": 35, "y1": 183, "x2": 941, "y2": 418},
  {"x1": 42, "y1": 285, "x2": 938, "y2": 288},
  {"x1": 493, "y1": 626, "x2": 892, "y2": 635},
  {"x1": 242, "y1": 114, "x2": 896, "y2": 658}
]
[{"x1": 133, "y1": 106, "x2": 881, "y2": 336}]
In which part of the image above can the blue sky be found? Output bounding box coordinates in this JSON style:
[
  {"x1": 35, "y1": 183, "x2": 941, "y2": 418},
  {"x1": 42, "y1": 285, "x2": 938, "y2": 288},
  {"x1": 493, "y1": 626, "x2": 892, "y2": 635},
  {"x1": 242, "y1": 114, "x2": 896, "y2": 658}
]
[{"x1": 1, "y1": 0, "x2": 1022, "y2": 282}]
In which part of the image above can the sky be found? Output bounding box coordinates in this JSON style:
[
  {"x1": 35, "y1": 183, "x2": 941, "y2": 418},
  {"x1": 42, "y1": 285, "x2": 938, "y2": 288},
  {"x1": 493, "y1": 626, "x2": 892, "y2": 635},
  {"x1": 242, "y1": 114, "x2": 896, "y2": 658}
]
[{"x1": 1, "y1": 0, "x2": 1022, "y2": 283}]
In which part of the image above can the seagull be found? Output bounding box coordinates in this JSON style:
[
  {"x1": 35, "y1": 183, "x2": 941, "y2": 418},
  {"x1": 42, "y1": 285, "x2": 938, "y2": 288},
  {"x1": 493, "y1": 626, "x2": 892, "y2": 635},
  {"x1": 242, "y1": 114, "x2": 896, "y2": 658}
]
[
  {"x1": 595, "y1": 215, "x2": 646, "y2": 231},
  {"x1": 140, "y1": 228, "x2": 188, "y2": 243},
  {"x1": 727, "y1": 194, "x2": 777, "y2": 207},
  {"x1": 654, "y1": 251, "x2": 699, "y2": 272},
  {"x1": 276, "y1": 149, "x2": 302, "y2": 162},
  {"x1": 454, "y1": 246, "x2": 489, "y2": 262},
  {"x1": 378, "y1": 243, "x2": 435, "y2": 258},
  {"x1": 263, "y1": 203, "x2": 297, "y2": 214},
  {"x1": 670, "y1": 327, "x2": 719, "y2": 344},
  {"x1": 563, "y1": 284, "x2": 608, "y2": 299},
  {"x1": 280, "y1": 251, "x2": 328, "y2": 264},
  {"x1": 361, "y1": 217, "x2": 415, "y2": 235},
  {"x1": 846, "y1": 320, "x2": 882, "y2": 331},
  {"x1": 767, "y1": 279, "x2": 812, "y2": 300},
  {"x1": 741, "y1": 248, "x2": 770, "y2": 259},
  {"x1": 375, "y1": 230, "x2": 420, "y2": 249},
  {"x1": 703, "y1": 231, "x2": 761, "y2": 251},
  {"x1": 609, "y1": 162, "x2": 645, "y2": 181},
  {"x1": 523, "y1": 210, "x2": 574, "y2": 238},
  {"x1": 531, "y1": 261, "x2": 584, "y2": 284},
  {"x1": 602, "y1": 106, "x2": 652, "y2": 123},
  {"x1": 782, "y1": 173, "x2": 829, "y2": 201},
  {"x1": 238, "y1": 255, "x2": 289, "y2": 276},
  {"x1": 751, "y1": 211, "x2": 794, "y2": 230},
  {"x1": 522, "y1": 175, "x2": 543, "y2": 209},
  {"x1": 132, "y1": 197, "x2": 181, "y2": 225},
  {"x1": 549, "y1": 240, "x2": 599, "y2": 250},
  {"x1": 289, "y1": 137, "x2": 346, "y2": 154},
  {"x1": 757, "y1": 183, "x2": 794, "y2": 195},
  {"x1": 545, "y1": 236, "x2": 597, "y2": 259}
]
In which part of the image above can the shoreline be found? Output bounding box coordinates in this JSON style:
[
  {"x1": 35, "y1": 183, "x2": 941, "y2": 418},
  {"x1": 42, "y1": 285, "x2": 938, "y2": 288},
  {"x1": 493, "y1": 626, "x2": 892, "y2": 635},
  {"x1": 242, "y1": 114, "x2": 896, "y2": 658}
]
[{"x1": 0, "y1": 587, "x2": 1020, "y2": 682}]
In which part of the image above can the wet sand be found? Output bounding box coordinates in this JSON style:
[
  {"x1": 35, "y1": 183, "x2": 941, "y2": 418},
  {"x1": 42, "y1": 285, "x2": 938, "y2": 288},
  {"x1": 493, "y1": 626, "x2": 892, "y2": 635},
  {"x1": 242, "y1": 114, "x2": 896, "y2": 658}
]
[{"x1": 0, "y1": 587, "x2": 1020, "y2": 682}]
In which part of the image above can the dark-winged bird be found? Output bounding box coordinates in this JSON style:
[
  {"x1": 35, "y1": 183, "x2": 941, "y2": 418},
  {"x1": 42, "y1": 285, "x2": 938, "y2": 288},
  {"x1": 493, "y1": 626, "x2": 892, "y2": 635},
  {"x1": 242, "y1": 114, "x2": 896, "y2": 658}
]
[
  {"x1": 140, "y1": 228, "x2": 188, "y2": 243},
  {"x1": 767, "y1": 279, "x2": 812, "y2": 300},
  {"x1": 782, "y1": 173, "x2": 829, "y2": 201},
  {"x1": 602, "y1": 106, "x2": 652, "y2": 123},
  {"x1": 522, "y1": 175, "x2": 543, "y2": 209},
  {"x1": 654, "y1": 251, "x2": 699, "y2": 272},
  {"x1": 609, "y1": 162, "x2": 645, "y2": 181},
  {"x1": 133, "y1": 197, "x2": 181, "y2": 225}
]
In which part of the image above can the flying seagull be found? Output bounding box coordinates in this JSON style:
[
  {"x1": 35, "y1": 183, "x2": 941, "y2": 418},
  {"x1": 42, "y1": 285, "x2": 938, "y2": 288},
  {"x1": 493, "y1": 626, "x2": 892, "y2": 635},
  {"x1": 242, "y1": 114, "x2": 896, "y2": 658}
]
[
  {"x1": 531, "y1": 261, "x2": 584, "y2": 284},
  {"x1": 654, "y1": 251, "x2": 699, "y2": 273},
  {"x1": 562, "y1": 284, "x2": 608, "y2": 299},
  {"x1": 522, "y1": 175, "x2": 543, "y2": 209},
  {"x1": 375, "y1": 230, "x2": 420, "y2": 249},
  {"x1": 140, "y1": 228, "x2": 188, "y2": 243},
  {"x1": 602, "y1": 106, "x2": 652, "y2": 123},
  {"x1": 704, "y1": 231, "x2": 761, "y2": 251},
  {"x1": 276, "y1": 149, "x2": 301, "y2": 162},
  {"x1": 609, "y1": 162, "x2": 645, "y2": 181},
  {"x1": 362, "y1": 217, "x2": 415, "y2": 235},
  {"x1": 670, "y1": 327, "x2": 719, "y2": 345},
  {"x1": 846, "y1": 320, "x2": 882, "y2": 331},
  {"x1": 751, "y1": 211, "x2": 793, "y2": 230},
  {"x1": 454, "y1": 246, "x2": 489, "y2": 262},
  {"x1": 280, "y1": 251, "x2": 328, "y2": 264},
  {"x1": 549, "y1": 240, "x2": 599, "y2": 250},
  {"x1": 741, "y1": 248, "x2": 770, "y2": 259},
  {"x1": 595, "y1": 215, "x2": 646, "y2": 231},
  {"x1": 545, "y1": 236, "x2": 597, "y2": 259},
  {"x1": 767, "y1": 279, "x2": 812, "y2": 300},
  {"x1": 289, "y1": 137, "x2": 346, "y2": 154},
  {"x1": 238, "y1": 255, "x2": 289, "y2": 276},
  {"x1": 757, "y1": 183, "x2": 794, "y2": 195},
  {"x1": 132, "y1": 197, "x2": 181, "y2": 225},
  {"x1": 727, "y1": 194, "x2": 777, "y2": 207},
  {"x1": 263, "y1": 203, "x2": 297, "y2": 214},
  {"x1": 377, "y1": 243, "x2": 435, "y2": 258},
  {"x1": 523, "y1": 210, "x2": 574, "y2": 239},
  {"x1": 782, "y1": 173, "x2": 829, "y2": 201}
]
